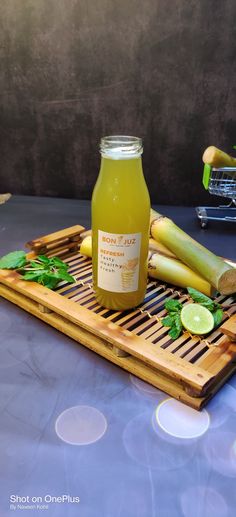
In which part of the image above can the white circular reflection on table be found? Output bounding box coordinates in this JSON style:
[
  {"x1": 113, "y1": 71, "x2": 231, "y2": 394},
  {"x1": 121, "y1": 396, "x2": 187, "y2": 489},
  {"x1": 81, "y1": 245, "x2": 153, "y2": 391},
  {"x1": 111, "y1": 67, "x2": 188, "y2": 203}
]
[
  {"x1": 180, "y1": 486, "x2": 228, "y2": 517},
  {"x1": 0, "y1": 333, "x2": 29, "y2": 368},
  {"x1": 123, "y1": 411, "x2": 196, "y2": 470},
  {"x1": 55, "y1": 405, "x2": 107, "y2": 445},
  {"x1": 155, "y1": 399, "x2": 210, "y2": 439},
  {"x1": 203, "y1": 431, "x2": 236, "y2": 477}
]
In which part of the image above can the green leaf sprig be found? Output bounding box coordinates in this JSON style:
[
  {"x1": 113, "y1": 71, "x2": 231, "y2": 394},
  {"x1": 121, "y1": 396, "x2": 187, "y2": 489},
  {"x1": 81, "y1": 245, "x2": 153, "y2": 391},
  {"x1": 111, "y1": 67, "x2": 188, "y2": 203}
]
[
  {"x1": 162, "y1": 287, "x2": 224, "y2": 339},
  {"x1": 162, "y1": 299, "x2": 183, "y2": 339},
  {"x1": 0, "y1": 251, "x2": 75, "y2": 289}
]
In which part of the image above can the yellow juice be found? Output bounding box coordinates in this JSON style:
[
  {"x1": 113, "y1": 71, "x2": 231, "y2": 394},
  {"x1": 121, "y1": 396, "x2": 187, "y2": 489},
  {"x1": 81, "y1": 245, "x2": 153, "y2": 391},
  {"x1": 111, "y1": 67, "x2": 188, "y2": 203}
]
[{"x1": 92, "y1": 137, "x2": 150, "y2": 310}]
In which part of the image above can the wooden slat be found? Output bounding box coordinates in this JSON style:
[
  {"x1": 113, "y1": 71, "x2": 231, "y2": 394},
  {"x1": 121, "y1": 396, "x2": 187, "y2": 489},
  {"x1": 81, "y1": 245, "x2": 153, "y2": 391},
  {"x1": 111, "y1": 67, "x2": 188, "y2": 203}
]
[
  {"x1": 142, "y1": 323, "x2": 166, "y2": 341},
  {"x1": 177, "y1": 339, "x2": 206, "y2": 360},
  {"x1": 63, "y1": 254, "x2": 88, "y2": 265},
  {"x1": 141, "y1": 289, "x2": 173, "y2": 312},
  {"x1": 83, "y1": 299, "x2": 100, "y2": 311},
  {"x1": 122, "y1": 312, "x2": 149, "y2": 330},
  {"x1": 158, "y1": 333, "x2": 194, "y2": 353},
  {"x1": 132, "y1": 315, "x2": 157, "y2": 335},
  {"x1": 112, "y1": 309, "x2": 140, "y2": 326},
  {"x1": 57, "y1": 282, "x2": 89, "y2": 296},
  {"x1": 74, "y1": 270, "x2": 93, "y2": 282},
  {"x1": 182, "y1": 341, "x2": 209, "y2": 363},
  {"x1": 70, "y1": 262, "x2": 92, "y2": 274},
  {"x1": 68, "y1": 288, "x2": 94, "y2": 303},
  {"x1": 77, "y1": 293, "x2": 96, "y2": 306},
  {"x1": 141, "y1": 285, "x2": 169, "y2": 306}
]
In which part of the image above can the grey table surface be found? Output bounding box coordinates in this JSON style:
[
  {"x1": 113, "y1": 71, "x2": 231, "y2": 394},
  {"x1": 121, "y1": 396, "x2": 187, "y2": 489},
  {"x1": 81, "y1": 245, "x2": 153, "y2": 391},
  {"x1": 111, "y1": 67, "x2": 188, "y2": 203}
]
[{"x1": 0, "y1": 195, "x2": 236, "y2": 517}]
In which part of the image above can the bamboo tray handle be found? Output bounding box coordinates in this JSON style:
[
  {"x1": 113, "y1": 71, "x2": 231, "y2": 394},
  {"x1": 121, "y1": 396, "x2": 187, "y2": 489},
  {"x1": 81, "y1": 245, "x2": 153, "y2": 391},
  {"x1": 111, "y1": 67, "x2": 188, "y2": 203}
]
[{"x1": 25, "y1": 225, "x2": 85, "y2": 254}]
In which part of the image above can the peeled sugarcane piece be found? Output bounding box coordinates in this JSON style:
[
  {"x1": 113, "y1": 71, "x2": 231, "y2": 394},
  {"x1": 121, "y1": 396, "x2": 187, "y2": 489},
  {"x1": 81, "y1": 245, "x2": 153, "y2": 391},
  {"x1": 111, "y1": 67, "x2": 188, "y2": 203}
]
[
  {"x1": 148, "y1": 252, "x2": 213, "y2": 297},
  {"x1": 150, "y1": 209, "x2": 236, "y2": 295},
  {"x1": 202, "y1": 146, "x2": 236, "y2": 169},
  {"x1": 80, "y1": 235, "x2": 92, "y2": 257},
  {"x1": 149, "y1": 237, "x2": 177, "y2": 259}
]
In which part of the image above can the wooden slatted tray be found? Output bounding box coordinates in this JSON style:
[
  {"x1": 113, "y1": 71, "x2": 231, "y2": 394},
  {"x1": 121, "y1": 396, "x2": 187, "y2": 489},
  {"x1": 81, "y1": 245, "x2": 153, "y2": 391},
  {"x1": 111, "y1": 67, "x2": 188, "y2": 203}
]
[{"x1": 0, "y1": 225, "x2": 236, "y2": 410}]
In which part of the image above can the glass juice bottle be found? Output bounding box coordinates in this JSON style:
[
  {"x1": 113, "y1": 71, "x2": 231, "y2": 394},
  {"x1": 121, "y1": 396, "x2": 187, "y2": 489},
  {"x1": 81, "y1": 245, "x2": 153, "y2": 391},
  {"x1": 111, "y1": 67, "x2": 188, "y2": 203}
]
[{"x1": 91, "y1": 136, "x2": 150, "y2": 310}]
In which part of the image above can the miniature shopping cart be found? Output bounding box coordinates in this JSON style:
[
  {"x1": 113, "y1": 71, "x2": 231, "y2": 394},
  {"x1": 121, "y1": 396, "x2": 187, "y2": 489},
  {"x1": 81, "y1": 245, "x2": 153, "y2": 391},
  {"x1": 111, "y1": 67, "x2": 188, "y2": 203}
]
[{"x1": 196, "y1": 164, "x2": 236, "y2": 228}]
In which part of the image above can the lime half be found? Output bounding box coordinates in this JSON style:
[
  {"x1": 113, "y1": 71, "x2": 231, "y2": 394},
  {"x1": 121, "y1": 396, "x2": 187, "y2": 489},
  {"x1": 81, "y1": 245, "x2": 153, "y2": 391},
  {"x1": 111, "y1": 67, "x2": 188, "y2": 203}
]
[{"x1": 180, "y1": 303, "x2": 214, "y2": 335}]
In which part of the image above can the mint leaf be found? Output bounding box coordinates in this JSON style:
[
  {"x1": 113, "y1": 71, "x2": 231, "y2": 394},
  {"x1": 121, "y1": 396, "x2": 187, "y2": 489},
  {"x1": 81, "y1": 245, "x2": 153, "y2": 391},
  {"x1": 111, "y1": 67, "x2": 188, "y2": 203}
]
[
  {"x1": 187, "y1": 287, "x2": 221, "y2": 311},
  {"x1": 163, "y1": 299, "x2": 183, "y2": 339},
  {"x1": 169, "y1": 327, "x2": 181, "y2": 339},
  {"x1": 162, "y1": 315, "x2": 175, "y2": 327},
  {"x1": 169, "y1": 314, "x2": 183, "y2": 339},
  {"x1": 0, "y1": 250, "x2": 26, "y2": 269},
  {"x1": 165, "y1": 299, "x2": 183, "y2": 313},
  {"x1": 187, "y1": 287, "x2": 215, "y2": 311},
  {"x1": 212, "y1": 308, "x2": 223, "y2": 327},
  {"x1": 162, "y1": 313, "x2": 183, "y2": 339},
  {"x1": 39, "y1": 274, "x2": 59, "y2": 289},
  {"x1": 50, "y1": 257, "x2": 68, "y2": 270},
  {"x1": 28, "y1": 261, "x2": 45, "y2": 269},
  {"x1": 23, "y1": 271, "x2": 46, "y2": 281},
  {"x1": 37, "y1": 255, "x2": 50, "y2": 265},
  {"x1": 24, "y1": 272, "x2": 58, "y2": 289},
  {"x1": 55, "y1": 270, "x2": 75, "y2": 283}
]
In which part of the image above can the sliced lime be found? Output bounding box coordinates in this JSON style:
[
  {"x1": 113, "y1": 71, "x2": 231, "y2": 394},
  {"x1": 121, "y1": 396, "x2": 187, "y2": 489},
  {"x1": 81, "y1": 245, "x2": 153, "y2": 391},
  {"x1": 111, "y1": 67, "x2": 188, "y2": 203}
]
[{"x1": 180, "y1": 303, "x2": 214, "y2": 335}]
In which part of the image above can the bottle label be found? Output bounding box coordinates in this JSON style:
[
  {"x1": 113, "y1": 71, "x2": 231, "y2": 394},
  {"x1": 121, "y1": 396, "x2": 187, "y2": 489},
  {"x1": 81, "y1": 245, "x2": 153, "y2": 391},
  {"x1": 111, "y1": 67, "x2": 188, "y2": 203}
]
[{"x1": 98, "y1": 230, "x2": 141, "y2": 293}]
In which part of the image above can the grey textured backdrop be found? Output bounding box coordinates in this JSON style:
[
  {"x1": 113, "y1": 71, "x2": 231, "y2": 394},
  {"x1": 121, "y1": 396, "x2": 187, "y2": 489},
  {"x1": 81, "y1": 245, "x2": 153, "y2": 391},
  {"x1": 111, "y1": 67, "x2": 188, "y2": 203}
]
[{"x1": 0, "y1": 0, "x2": 235, "y2": 205}]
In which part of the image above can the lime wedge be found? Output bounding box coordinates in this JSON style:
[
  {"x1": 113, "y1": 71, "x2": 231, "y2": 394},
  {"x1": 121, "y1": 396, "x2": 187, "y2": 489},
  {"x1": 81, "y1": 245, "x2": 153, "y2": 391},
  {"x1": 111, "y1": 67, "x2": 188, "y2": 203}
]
[{"x1": 180, "y1": 303, "x2": 214, "y2": 335}]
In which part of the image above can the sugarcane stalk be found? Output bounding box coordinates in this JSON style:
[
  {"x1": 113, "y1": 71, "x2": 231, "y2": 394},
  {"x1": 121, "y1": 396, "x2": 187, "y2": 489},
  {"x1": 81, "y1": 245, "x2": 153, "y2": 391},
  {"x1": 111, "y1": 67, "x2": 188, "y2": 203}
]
[
  {"x1": 150, "y1": 209, "x2": 236, "y2": 295},
  {"x1": 148, "y1": 238, "x2": 177, "y2": 259},
  {"x1": 148, "y1": 252, "x2": 213, "y2": 296},
  {"x1": 202, "y1": 146, "x2": 236, "y2": 169},
  {"x1": 80, "y1": 232, "x2": 213, "y2": 295}
]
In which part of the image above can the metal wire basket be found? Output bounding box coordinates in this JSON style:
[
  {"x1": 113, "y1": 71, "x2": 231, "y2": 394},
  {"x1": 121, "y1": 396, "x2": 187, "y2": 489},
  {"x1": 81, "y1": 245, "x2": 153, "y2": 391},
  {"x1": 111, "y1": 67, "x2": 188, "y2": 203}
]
[
  {"x1": 196, "y1": 166, "x2": 236, "y2": 228},
  {"x1": 208, "y1": 167, "x2": 236, "y2": 198}
]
